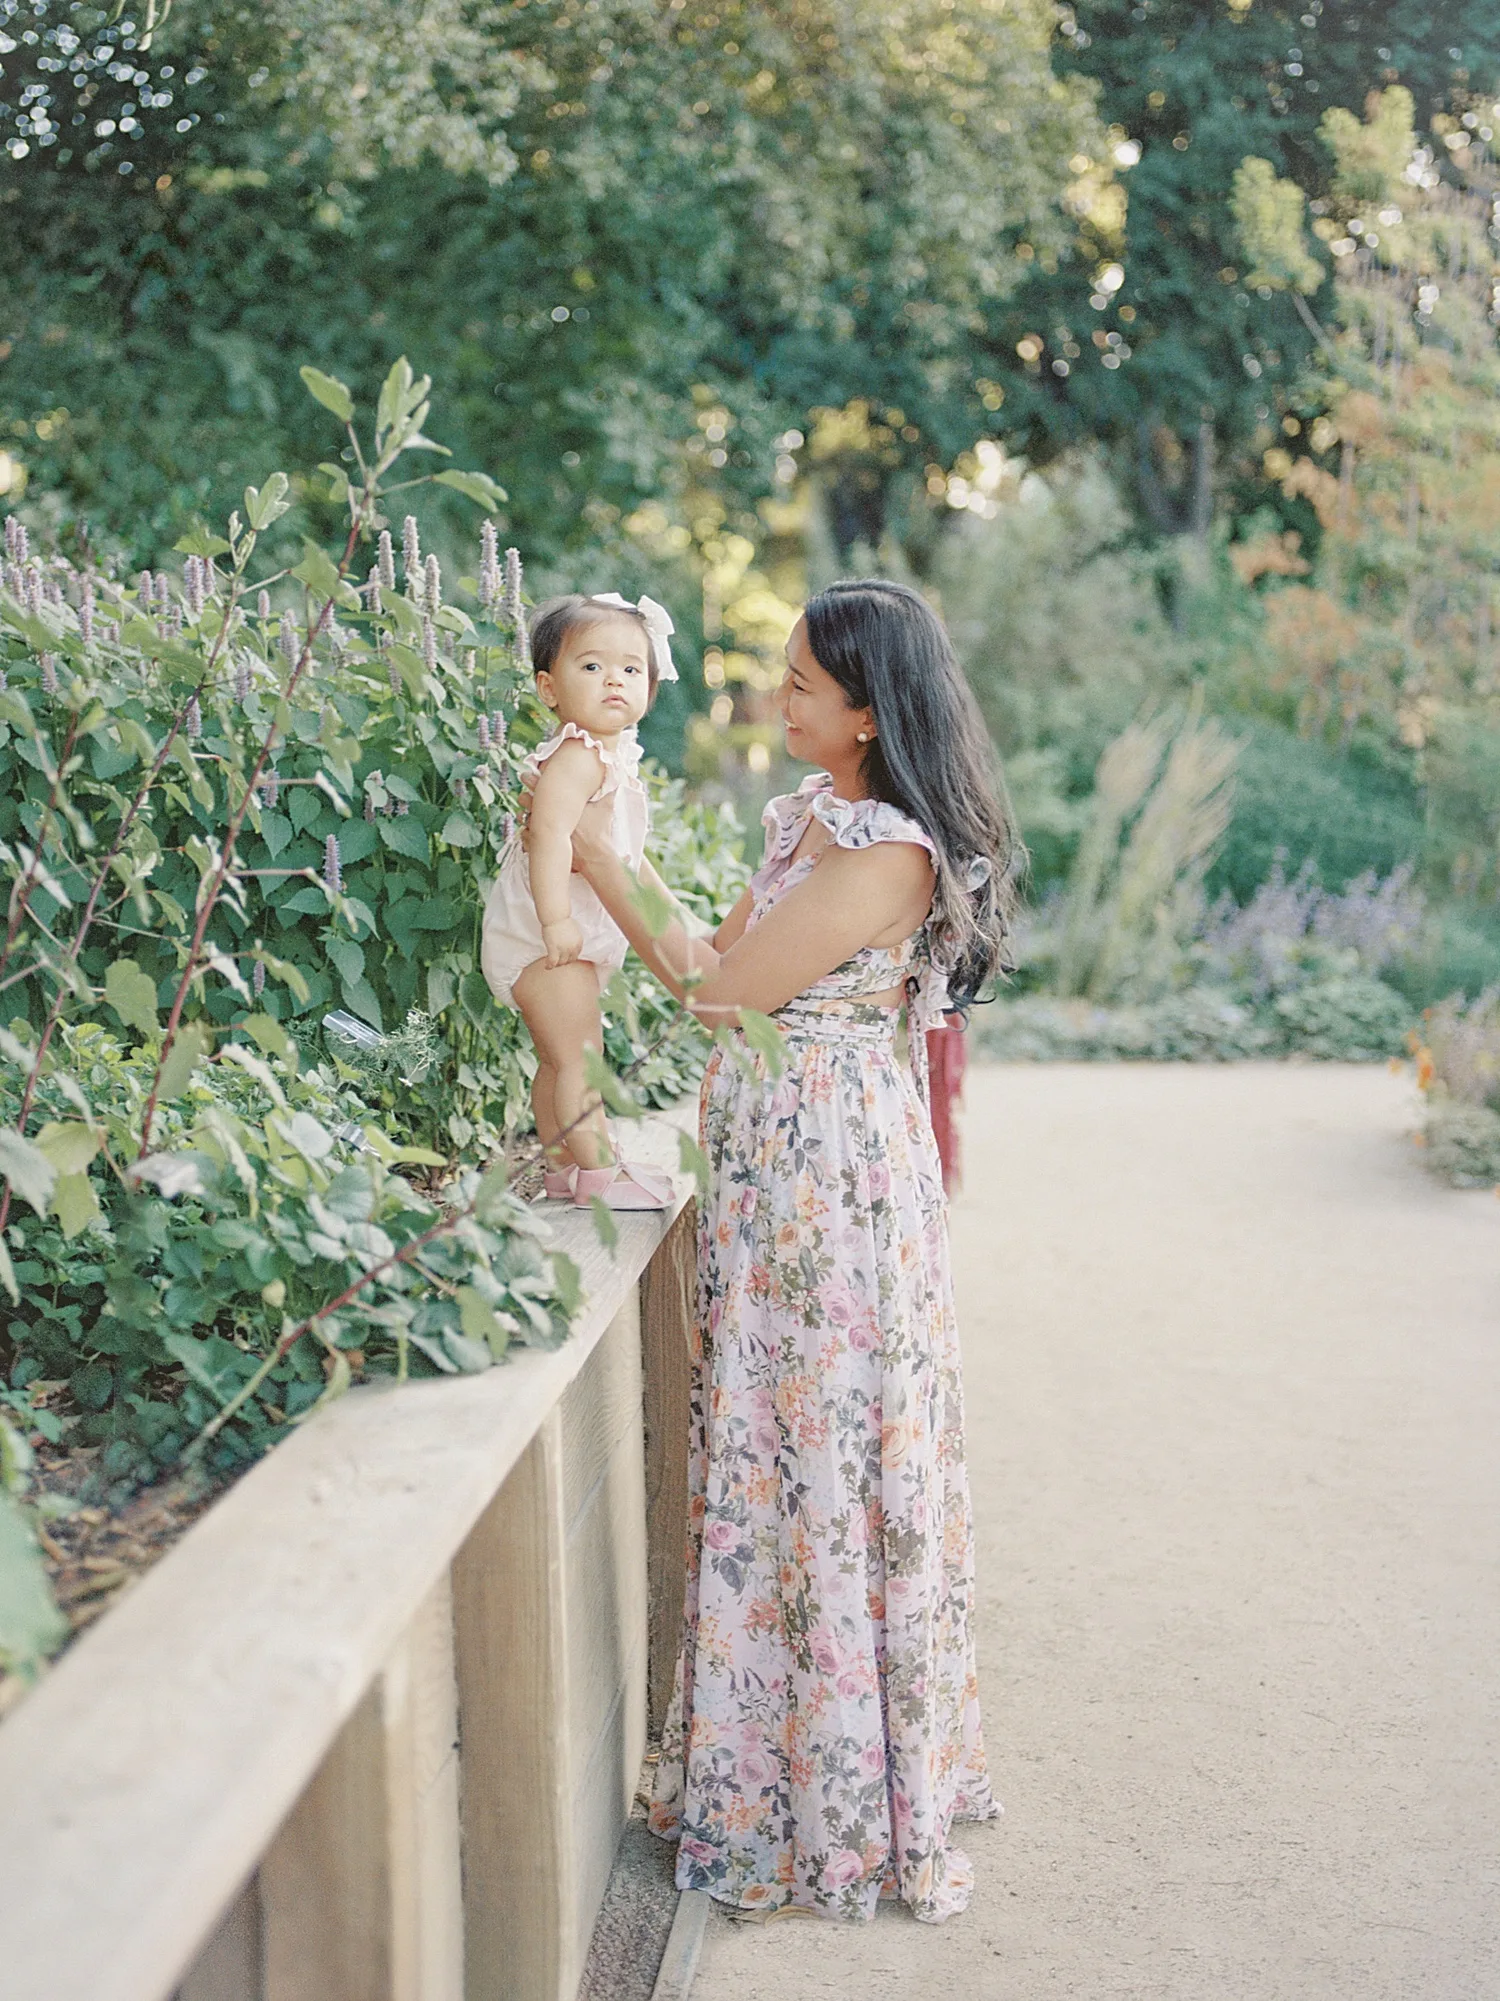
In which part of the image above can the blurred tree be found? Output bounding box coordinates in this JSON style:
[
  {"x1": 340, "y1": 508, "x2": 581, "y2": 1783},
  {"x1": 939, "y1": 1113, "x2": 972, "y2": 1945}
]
[{"x1": 980, "y1": 0, "x2": 1500, "y2": 537}]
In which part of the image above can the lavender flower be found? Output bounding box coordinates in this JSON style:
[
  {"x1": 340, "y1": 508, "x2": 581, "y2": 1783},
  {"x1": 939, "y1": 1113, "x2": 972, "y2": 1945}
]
[
  {"x1": 2, "y1": 562, "x2": 18, "y2": 597},
  {"x1": 164, "y1": 604, "x2": 183, "y2": 639},
  {"x1": 183, "y1": 556, "x2": 205, "y2": 621},
  {"x1": 260, "y1": 769, "x2": 280, "y2": 808},
  {"x1": 24, "y1": 566, "x2": 41, "y2": 616},
  {"x1": 257, "y1": 589, "x2": 272, "y2": 623},
  {"x1": 80, "y1": 578, "x2": 95, "y2": 647},
  {"x1": 186, "y1": 696, "x2": 202, "y2": 740},
  {"x1": 3, "y1": 517, "x2": 25, "y2": 562},
  {"x1": 43, "y1": 578, "x2": 63, "y2": 608},
  {"x1": 104, "y1": 620, "x2": 120, "y2": 646},
  {"x1": 478, "y1": 521, "x2": 500, "y2": 612},
  {"x1": 234, "y1": 656, "x2": 252, "y2": 703},
  {"x1": 378, "y1": 528, "x2": 396, "y2": 591},
  {"x1": 137, "y1": 569, "x2": 154, "y2": 607},
  {"x1": 154, "y1": 574, "x2": 171, "y2": 613},
  {"x1": 402, "y1": 515, "x2": 420, "y2": 589},
  {"x1": 477, "y1": 715, "x2": 491, "y2": 750},
  {"x1": 323, "y1": 833, "x2": 342, "y2": 895},
  {"x1": 388, "y1": 656, "x2": 402, "y2": 695},
  {"x1": 396, "y1": 798, "x2": 410, "y2": 816},
  {"x1": 453, "y1": 775, "x2": 468, "y2": 802},
  {"x1": 40, "y1": 653, "x2": 58, "y2": 694},
  {"x1": 424, "y1": 552, "x2": 441, "y2": 616},
  {"x1": 253, "y1": 960, "x2": 266, "y2": 997},
  {"x1": 365, "y1": 566, "x2": 382, "y2": 617},
  {"x1": 491, "y1": 710, "x2": 508, "y2": 751},
  {"x1": 279, "y1": 615, "x2": 299, "y2": 668},
  {"x1": 503, "y1": 546, "x2": 523, "y2": 627},
  {"x1": 422, "y1": 617, "x2": 437, "y2": 675}
]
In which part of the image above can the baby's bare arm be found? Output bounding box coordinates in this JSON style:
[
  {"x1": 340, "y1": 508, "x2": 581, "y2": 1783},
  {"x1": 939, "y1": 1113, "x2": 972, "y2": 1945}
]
[{"x1": 527, "y1": 740, "x2": 604, "y2": 927}]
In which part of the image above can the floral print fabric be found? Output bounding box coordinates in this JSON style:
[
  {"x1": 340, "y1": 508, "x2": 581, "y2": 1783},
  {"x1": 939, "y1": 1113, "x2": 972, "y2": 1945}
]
[{"x1": 648, "y1": 776, "x2": 998, "y2": 1923}]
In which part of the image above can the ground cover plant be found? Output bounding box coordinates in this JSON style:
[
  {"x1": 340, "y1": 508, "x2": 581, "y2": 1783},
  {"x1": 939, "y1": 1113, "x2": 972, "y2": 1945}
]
[
  {"x1": 1410, "y1": 989, "x2": 1500, "y2": 1188},
  {"x1": 0, "y1": 359, "x2": 747, "y2": 1689}
]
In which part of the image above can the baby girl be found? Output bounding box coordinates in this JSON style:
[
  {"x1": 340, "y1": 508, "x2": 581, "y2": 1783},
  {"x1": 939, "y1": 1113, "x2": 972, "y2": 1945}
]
[{"x1": 481, "y1": 592, "x2": 681, "y2": 1209}]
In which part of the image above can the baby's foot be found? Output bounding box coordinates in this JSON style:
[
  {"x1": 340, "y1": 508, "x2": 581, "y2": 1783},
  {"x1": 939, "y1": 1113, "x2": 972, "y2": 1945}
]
[{"x1": 573, "y1": 1161, "x2": 674, "y2": 1210}]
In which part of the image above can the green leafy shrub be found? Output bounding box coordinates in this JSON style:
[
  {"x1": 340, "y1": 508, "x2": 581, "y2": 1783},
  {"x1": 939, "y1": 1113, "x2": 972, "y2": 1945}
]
[
  {"x1": 1411, "y1": 988, "x2": 1500, "y2": 1189},
  {"x1": 1268, "y1": 975, "x2": 1410, "y2": 1061}
]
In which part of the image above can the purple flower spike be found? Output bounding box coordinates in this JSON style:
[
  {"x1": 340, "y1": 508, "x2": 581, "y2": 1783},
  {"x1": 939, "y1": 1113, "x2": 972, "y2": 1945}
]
[
  {"x1": 40, "y1": 653, "x2": 58, "y2": 694},
  {"x1": 154, "y1": 574, "x2": 171, "y2": 613},
  {"x1": 279, "y1": 616, "x2": 299, "y2": 667},
  {"x1": 478, "y1": 521, "x2": 500, "y2": 612},
  {"x1": 477, "y1": 715, "x2": 491, "y2": 750},
  {"x1": 388, "y1": 657, "x2": 402, "y2": 695},
  {"x1": 453, "y1": 775, "x2": 468, "y2": 802},
  {"x1": 422, "y1": 618, "x2": 437, "y2": 675},
  {"x1": 503, "y1": 546, "x2": 522, "y2": 627},
  {"x1": 3, "y1": 517, "x2": 24, "y2": 561},
  {"x1": 253, "y1": 960, "x2": 266, "y2": 997},
  {"x1": 137, "y1": 569, "x2": 153, "y2": 606},
  {"x1": 260, "y1": 769, "x2": 280, "y2": 809},
  {"x1": 402, "y1": 515, "x2": 420, "y2": 587},
  {"x1": 491, "y1": 710, "x2": 507, "y2": 750},
  {"x1": 365, "y1": 567, "x2": 382, "y2": 616},
  {"x1": 378, "y1": 529, "x2": 396, "y2": 592},
  {"x1": 234, "y1": 656, "x2": 251, "y2": 703},
  {"x1": 186, "y1": 695, "x2": 202, "y2": 740},
  {"x1": 396, "y1": 798, "x2": 410, "y2": 816},
  {"x1": 424, "y1": 552, "x2": 441, "y2": 615},
  {"x1": 323, "y1": 833, "x2": 342, "y2": 895},
  {"x1": 257, "y1": 589, "x2": 272, "y2": 622}
]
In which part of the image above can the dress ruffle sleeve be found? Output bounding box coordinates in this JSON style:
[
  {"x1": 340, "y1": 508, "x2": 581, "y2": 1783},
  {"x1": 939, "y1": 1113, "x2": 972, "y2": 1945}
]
[{"x1": 526, "y1": 721, "x2": 643, "y2": 801}]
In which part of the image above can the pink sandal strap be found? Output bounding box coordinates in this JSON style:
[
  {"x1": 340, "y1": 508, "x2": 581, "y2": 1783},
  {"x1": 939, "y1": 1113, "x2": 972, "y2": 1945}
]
[{"x1": 572, "y1": 1161, "x2": 673, "y2": 1211}]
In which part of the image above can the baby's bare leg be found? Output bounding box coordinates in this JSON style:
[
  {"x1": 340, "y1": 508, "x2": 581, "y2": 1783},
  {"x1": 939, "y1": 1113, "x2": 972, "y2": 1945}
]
[
  {"x1": 512, "y1": 958, "x2": 614, "y2": 1172},
  {"x1": 530, "y1": 1055, "x2": 564, "y2": 1166}
]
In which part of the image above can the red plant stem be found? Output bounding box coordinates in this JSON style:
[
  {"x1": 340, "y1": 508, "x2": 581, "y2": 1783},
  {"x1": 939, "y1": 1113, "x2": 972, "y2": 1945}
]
[{"x1": 136, "y1": 522, "x2": 360, "y2": 1158}]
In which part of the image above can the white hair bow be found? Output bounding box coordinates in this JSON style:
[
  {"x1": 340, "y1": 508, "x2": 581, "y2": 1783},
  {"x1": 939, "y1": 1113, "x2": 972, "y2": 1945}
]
[{"x1": 589, "y1": 592, "x2": 679, "y2": 683}]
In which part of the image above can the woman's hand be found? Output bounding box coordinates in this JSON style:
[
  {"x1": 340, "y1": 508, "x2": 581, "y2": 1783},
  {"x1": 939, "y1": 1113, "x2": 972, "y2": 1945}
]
[{"x1": 569, "y1": 794, "x2": 617, "y2": 875}]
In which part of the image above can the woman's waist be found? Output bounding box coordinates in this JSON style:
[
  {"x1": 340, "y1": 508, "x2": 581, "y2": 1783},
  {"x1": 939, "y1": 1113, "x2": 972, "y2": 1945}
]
[{"x1": 768, "y1": 995, "x2": 904, "y2": 1045}]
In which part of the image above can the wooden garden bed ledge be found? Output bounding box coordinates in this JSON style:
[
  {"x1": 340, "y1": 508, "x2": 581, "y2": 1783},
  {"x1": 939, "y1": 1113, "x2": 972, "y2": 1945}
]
[{"x1": 0, "y1": 1106, "x2": 699, "y2": 2001}]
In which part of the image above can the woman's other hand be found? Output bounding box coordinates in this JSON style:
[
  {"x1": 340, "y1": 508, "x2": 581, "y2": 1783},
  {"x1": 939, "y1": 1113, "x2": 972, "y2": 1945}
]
[{"x1": 569, "y1": 794, "x2": 616, "y2": 874}]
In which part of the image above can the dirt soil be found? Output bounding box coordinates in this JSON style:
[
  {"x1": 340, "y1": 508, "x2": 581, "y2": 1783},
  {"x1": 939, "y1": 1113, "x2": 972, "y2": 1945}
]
[{"x1": 691, "y1": 1062, "x2": 1500, "y2": 2001}]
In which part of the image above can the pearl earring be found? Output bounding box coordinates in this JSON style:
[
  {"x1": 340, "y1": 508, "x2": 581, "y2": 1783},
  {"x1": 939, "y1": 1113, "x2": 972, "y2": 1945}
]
[{"x1": 857, "y1": 731, "x2": 870, "y2": 743}]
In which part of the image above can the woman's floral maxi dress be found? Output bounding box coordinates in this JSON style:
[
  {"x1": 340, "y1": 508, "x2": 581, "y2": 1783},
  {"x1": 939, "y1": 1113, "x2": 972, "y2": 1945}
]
[{"x1": 648, "y1": 772, "x2": 998, "y2": 1923}]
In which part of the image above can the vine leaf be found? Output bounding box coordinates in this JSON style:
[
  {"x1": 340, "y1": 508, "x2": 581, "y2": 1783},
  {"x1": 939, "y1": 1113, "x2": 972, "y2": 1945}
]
[
  {"x1": 156, "y1": 1021, "x2": 214, "y2": 1104},
  {"x1": 0, "y1": 1131, "x2": 56, "y2": 1219}
]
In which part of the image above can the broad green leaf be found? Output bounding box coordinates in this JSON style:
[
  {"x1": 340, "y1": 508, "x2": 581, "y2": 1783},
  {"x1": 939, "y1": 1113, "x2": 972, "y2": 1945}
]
[
  {"x1": 162, "y1": 1331, "x2": 235, "y2": 1405},
  {"x1": 439, "y1": 809, "x2": 480, "y2": 848},
  {"x1": 258, "y1": 950, "x2": 311, "y2": 1005},
  {"x1": 0, "y1": 1237, "x2": 18, "y2": 1306},
  {"x1": 0, "y1": 690, "x2": 35, "y2": 735},
  {"x1": 114, "y1": 717, "x2": 158, "y2": 765},
  {"x1": 34, "y1": 1121, "x2": 100, "y2": 1177},
  {"x1": 244, "y1": 1012, "x2": 291, "y2": 1060},
  {"x1": 325, "y1": 936, "x2": 364, "y2": 989},
  {"x1": 0, "y1": 1130, "x2": 56, "y2": 1218},
  {"x1": 442, "y1": 1329, "x2": 491, "y2": 1374},
  {"x1": 280, "y1": 1111, "x2": 333, "y2": 1162},
  {"x1": 243, "y1": 471, "x2": 291, "y2": 530},
  {"x1": 678, "y1": 1130, "x2": 710, "y2": 1196},
  {"x1": 388, "y1": 1143, "x2": 447, "y2": 1165},
  {"x1": 737, "y1": 1008, "x2": 786, "y2": 1077},
  {"x1": 0, "y1": 1491, "x2": 68, "y2": 1675},
  {"x1": 291, "y1": 539, "x2": 360, "y2": 609},
  {"x1": 156, "y1": 1020, "x2": 214, "y2": 1103},
  {"x1": 549, "y1": 1250, "x2": 583, "y2": 1318},
  {"x1": 457, "y1": 1285, "x2": 513, "y2": 1361},
  {"x1": 379, "y1": 815, "x2": 431, "y2": 864},
  {"x1": 173, "y1": 523, "x2": 234, "y2": 558},
  {"x1": 298, "y1": 366, "x2": 354, "y2": 423},
  {"x1": 472, "y1": 1161, "x2": 510, "y2": 1223},
  {"x1": 377, "y1": 356, "x2": 414, "y2": 435},
  {"x1": 589, "y1": 1196, "x2": 619, "y2": 1257},
  {"x1": 626, "y1": 875, "x2": 678, "y2": 940},
  {"x1": 316, "y1": 462, "x2": 351, "y2": 502},
  {"x1": 432, "y1": 469, "x2": 508, "y2": 510},
  {"x1": 52, "y1": 1170, "x2": 101, "y2": 1239}
]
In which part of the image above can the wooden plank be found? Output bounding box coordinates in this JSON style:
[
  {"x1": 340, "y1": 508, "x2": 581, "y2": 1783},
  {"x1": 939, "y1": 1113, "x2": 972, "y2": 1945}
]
[
  {"x1": 649, "y1": 1894, "x2": 710, "y2": 2001},
  {"x1": 0, "y1": 1111, "x2": 694, "y2": 2001},
  {"x1": 565, "y1": 1422, "x2": 648, "y2": 1793},
  {"x1": 261, "y1": 1686, "x2": 391, "y2": 2001},
  {"x1": 561, "y1": 1288, "x2": 645, "y2": 1533},
  {"x1": 640, "y1": 1202, "x2": 698, "y2": 1734},
  {"x1": 384, "y1": 1578, "x2": 464, "y2": 2001},
  {"x1": 175, "y1": 1876, "x2": 261, "y2": 2001},
  {"x1": 452, "y1": 1413, "x2": 574, "y2": 2001}
]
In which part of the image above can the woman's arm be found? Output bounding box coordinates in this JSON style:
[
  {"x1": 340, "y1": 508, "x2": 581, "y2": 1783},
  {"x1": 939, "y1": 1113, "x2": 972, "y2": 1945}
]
[
  {"x1": 575, "y1": 806, "x2": 931, "y2": 1016},
  {"x1": 527, "y1": 741, "x2": 605, "y2": 965}
]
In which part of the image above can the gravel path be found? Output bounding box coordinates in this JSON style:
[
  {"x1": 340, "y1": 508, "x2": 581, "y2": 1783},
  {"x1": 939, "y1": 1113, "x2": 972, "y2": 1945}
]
[{"x1": 691, "y1": 1063, "x2": 1499, "y2": 2000}]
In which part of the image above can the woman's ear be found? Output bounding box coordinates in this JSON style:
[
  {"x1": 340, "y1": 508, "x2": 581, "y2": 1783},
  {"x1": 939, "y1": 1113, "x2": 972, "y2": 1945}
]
[{"x1": 856, "y1": 709, "x2": 878, "y2": 745}]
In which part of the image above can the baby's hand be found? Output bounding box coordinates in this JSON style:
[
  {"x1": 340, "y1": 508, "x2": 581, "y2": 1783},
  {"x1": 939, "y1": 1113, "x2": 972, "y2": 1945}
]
[{"x1": 542, "y1": 918, "x2": 584, "y2": 968}]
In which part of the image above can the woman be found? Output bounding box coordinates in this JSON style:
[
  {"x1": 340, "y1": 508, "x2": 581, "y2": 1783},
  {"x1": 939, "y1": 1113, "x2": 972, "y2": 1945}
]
[{"x1": 565, "y1": 579, "x2": 1019, "y2": 1923}]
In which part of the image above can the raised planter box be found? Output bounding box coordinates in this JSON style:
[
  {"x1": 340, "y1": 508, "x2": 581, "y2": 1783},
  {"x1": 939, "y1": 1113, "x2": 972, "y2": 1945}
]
[{"x1": 0, "y1": 1114, "x2": 696, "y2": 2001}]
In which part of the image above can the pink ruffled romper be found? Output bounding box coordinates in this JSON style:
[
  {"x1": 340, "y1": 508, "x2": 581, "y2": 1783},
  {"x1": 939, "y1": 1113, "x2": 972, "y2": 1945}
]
[{"x1": 479, "y1": 722, "x2": 650, "y2": 1007}]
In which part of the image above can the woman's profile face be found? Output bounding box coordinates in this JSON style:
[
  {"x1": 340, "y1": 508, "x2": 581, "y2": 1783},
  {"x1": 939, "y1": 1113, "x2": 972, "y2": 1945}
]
[{"x1": 775, "y1": 616, "x2": 874, "y2": 772}]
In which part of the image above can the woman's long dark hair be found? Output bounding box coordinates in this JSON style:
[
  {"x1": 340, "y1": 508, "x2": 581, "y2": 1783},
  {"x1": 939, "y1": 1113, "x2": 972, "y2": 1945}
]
[{"x1": 803, "y1": 578, "x2": 1022, "y2": 1008}]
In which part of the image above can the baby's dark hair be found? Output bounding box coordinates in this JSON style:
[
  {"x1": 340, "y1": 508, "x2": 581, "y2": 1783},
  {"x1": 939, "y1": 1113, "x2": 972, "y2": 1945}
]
[{"x1": 528, "y1": 594, "x2": 660, "y2": 703}]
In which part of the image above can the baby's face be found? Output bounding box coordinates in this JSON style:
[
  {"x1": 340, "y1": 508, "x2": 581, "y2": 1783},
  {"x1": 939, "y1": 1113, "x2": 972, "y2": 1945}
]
[{"x1": 538, "y1": 613, "x2": 652, "y2": 736}]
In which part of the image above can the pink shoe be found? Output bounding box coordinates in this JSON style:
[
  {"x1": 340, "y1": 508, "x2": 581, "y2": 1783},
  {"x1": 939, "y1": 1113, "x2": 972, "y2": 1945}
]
[
  {"x1": 542, "y1": 1165, "x2": 577, "y2": 1200},
  {"x1": 572, "y1": 1160, "x2": 674, "y2": 1210}
]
